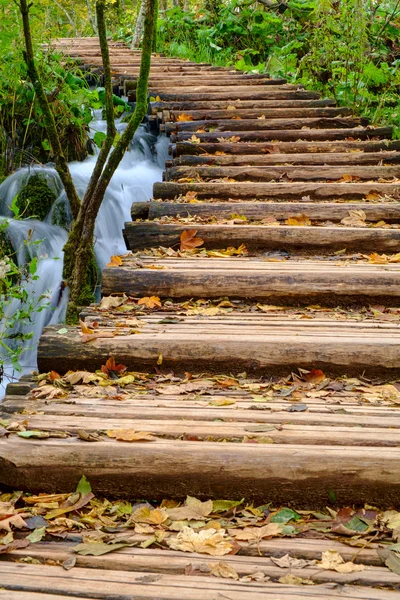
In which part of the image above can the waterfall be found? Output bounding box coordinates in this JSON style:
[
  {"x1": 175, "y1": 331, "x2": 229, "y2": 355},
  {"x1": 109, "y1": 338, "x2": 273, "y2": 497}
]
[{"x1": 0, "y1": 111, "x2": 168, "y2": 395}]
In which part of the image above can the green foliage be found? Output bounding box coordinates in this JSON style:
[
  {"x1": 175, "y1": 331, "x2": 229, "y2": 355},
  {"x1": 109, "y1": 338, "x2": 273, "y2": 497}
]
[
  {"x1": 155, "y1": 0, "x2": 400, "y2": 137},
  {"x1": 16, "y1": 174, "x2": 57, "y2": 221}
]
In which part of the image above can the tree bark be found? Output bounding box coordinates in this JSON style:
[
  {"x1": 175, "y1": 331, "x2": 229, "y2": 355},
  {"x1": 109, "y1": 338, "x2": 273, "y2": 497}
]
[
  {"x1": 64, "y1": 0, "x2": 156, "y2": 316},
  {"x1": 132, "y1": 0, "x2": 146, "y2": 48},
  {"x1": 85, "y1": 0, "x2": 97, "y2": 33},
  {"x1": 18, "y1": 0, "x2": 81, "y2": 220}
]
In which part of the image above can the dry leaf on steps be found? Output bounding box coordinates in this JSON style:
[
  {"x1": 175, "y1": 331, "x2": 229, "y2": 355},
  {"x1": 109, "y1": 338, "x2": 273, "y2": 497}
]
[
  {"x1": 138, "y1": 296, "x2": 162, "y2": 309},
  {"x1": 285, "y1": 214, "x2": 312, "y2": 226},
  {"x1": 106, "y1": 429, "x2": 156, "y2": 442},
  {"x1": 131, "y1": 506, "x2": 169, "y2": 525},
  {"x1": 318, "y1": 550, "x2": 365, "y2": 573},
  {"x1": 189, "y1": 135, "x2": 201, "y2": 144},
  {"x1": 229, "y1": 523, "x2": 282, "y2": 542},
  {"x1": 279, "y1": 574, "x2": 315, "y2": 585},
  {"x1": 271, "y1": 553, "x2": 317, "y2": 568},
  {"x1": 180, "y1": 229, "x2": 204, "y2": 251},
  {"x1": 340, "y1": 209, "x2": 367, "y2": 227},
  {"x1": 177, "y1": 113, "x2": 193, "y2": 121},
  {"x1": 0, "y1": 513, "x2": 29, "y2": 532},
  {"x1": 208, "y1": 561, "x2": 239, "y2": 579},
  {"x1": 107, "y1": 255, "x2": 123, "y2": 267},
  {"x1": 167, "y1": 527, "x2": 233, "y2": 556},
  {"x1": 167, "y1": 497, "x2": 213, "y2": 521},
  {"x1": 99, "y1": 295, "x2": 127, "y2": 310}
]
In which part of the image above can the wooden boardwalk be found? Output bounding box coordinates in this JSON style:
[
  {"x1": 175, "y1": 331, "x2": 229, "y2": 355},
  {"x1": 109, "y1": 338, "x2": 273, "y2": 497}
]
[{"x1": 1, "y1": 37, "x2": 400, "y2": 599}]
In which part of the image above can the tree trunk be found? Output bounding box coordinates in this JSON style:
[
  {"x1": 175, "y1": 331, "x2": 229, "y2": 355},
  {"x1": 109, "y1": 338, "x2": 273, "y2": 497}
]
[
  {"x1": 85, "y1": 0, "x2": 97, "y2": 33},
  {"x1": 64, "y1": 0, "x2": 157, "y2": 319},
  {"x1": 19, "y1": 0, "x2": 81, "y2": 220},
  {"x1": 132, "y1": 0, "x2": 146, "y2": 48}
]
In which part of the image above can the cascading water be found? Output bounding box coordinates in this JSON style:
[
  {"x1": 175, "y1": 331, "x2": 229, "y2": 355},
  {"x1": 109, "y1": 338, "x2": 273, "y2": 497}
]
[{"x1": 0, "y1": 110, "x2": 169, "y2": 396}]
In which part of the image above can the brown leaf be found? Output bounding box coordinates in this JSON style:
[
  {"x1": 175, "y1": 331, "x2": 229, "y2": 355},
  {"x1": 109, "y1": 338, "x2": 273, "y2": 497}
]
[
  {"x1": 303, "y1": 369, "x2": 326, "y2": 384},
  {"x1": 318, "y1": 550, "x2": 365, "y2": 573},
  {"x1": 340, "y1": 209, "x2": 367, "y2": 227},
  {"x1": 285, "y1": 214, "x2": 312, "y2": 226},
  {"x1": 0, "y1": 539, "x2": 30, "y2": 554},
  {"x1": 209, "y1": 561, "x2": 239, "y2": 579},
  {"x1": 106, "y1": 429, "x2": 156, "y2": 442},
  {"x1": 167, "y1": 527, "x2": 233, "y2": 556},
  {"x1": 180, "y1": 229, "x2": 204, "y2": 251},
  {"x1": 49, "y1": 371, "x2": 61, "y2": 381},
  {"x1": 45, "y1": 493, "x2": 94, "y2": 520},
  {"x1": 101, "y1": 356, "x2": 127, "y2": 376},
  {"x1": 79, "y1": 320, "x2": 95, "y2": 335},
  {"x1": 230, "y1": 523, "x2": 282, "y2": 542},
  {"x1": 131, "y1": 506, "x2": 169, "y2": 525},
  {"x1": 0, "y1": 514, "x2": 28, "y2": 532}
]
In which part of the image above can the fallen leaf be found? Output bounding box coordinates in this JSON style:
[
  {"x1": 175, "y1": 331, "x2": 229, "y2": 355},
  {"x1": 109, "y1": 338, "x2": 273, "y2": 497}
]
[
  {"x1": 167, "y1": 497, "x2": 213, "y2": 521},
  {"x1": 131, "y1": 506, "x2": 168, "y2": 525},
  {"x1": 167, "y1": 527, "x2": 233, "y2": 556},
  {"x1": 0, "y1": 539, "x2": 30, "y2": 554},
  {"x1": 79, "y1": 320, "x2": 94, "y2": 335},
  {"x1": 318, "y1": 550, "x2": 365, "y2": 572},
  {"x1": 271, "y1": 553, "x2": 317, "y2": 568},
  {"x1": 106, "y1": 429, "x2": 156, "y2": 442},
  {"x1": 62, "y1": 555, "x2": 77, "y2": 570},
  {"x1": 303, "y1": 369, "x2": 326, "y2": 384},
  {"x1": 177, "y1": 113, "x2": 193, "y2": 121},
  {"x1": 138, "y1": 296, "x2": 162, "y2": 309},
  {"x1": 107, "y1": 255, "x2": 123, "y2": 267},
  {"x1": 180, "y1": 229, "x2": 204, "y2": 251},
  {"x1": 209, "y1": 398, "x2": 236, "y2": 407},
  {"x1": 0, "y1": 514, "x2": 28, "y2": 532},
  {"x1": 340, "y1": 209, "x2": 367, "y2": 227},
  {"x1": 26, "y1": 526, "x2": 46, "y2": 543},
  {"x1": 279, "y1": 574, "x2": 315, "y2": 585},
  {"x1": 99, "y1": 295, "x2": 127, "y2": 310},
  {"x1": 74, "y1": 542, "x2": 133, "y2": 556},
  {"x1": 101, "y1": 356, "x2": 127, "y2": 376},
  {"x1": 285, "y1": 214, "x2": 311, "y2": 226},
  {"x1": 212, "y1": 499, "x2": 244, "y2": 513},
  {"x1": 230, "y1": 523, "x2": 282, "y2": 542},
  {"x1": 209, "y1": 561, "x2": 239, "y2": 579},
  {"x1": 189, "y1": 135, "x2": 201, "y2": 144}
]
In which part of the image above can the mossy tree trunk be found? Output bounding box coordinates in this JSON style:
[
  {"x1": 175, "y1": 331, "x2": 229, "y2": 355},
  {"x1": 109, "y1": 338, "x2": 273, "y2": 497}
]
[
  {"x1": 18, "y1": 0, "x2": 157, "y2": 323},
  {"x1": 19, "y1": 0, "x2": 81, "y2": 220},
  {"x1": 63, "y1": 0, "x2": 157, "y2": 320}
]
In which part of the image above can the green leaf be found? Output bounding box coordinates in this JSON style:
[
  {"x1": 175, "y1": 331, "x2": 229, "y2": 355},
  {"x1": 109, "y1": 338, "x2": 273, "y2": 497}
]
[
  {"x1": 76, "y1": 475, "x2": 92, "y2": 496},
  {"x1": 18, "y1": 430, "x2": 50, "y2": 439},
  {"x1": 41, "y1": 139, "x2": 51, "y2": 152},
  {"x1": 26, "y1": 527, "x2": 46, "y2": 543},
  {"x1": 57, "y1": 328, "x2": 68, "y2": 334},
  {"x1": 270, "y1": 508, "x2": 301, "y2": 523},
  {"x1": 212, "y1": 499, "x2": 244, "y2": 513},
  {"x1": 73, "y1": 542, "x2": 132, "y2": 556},
  {"x1": 345, "y1": 516, "x2": 369, "y2": 532},
  {"x1": 10, "y1": 194, "x2": 20, "y2": 218},
  {"x1": 93, "y1": 131, "x2": 107, "y2": 148},
  {"x1": 29, "y1": 257, "x2": 38, "y2": 276}
]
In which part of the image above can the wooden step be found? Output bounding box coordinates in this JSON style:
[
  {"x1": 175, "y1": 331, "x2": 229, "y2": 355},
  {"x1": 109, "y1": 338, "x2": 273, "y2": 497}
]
[
  {"x1": 171, "y1": 126, "x2": 392, "y2": 143},
  {"x1": 151, "y1": 90, "x2": 322, "y2": 101},
  {"x1": 37, "y1": 316, "x2": 400, "y2": 376},
  {"x1": 152, "y1": 99, "x2": 338, "y2": 112},
  {"x1": 1, "y1": 561, "x2": 399, "y2": 600},
  {"x1": 124, "y1": 221, "x2": 400, "y2": 252},
  {"x1": 101, "y1": 256, "x2": 400, "y2": 303},
  {"x1": 172, "y1": 139, "x2": 400, "y2": 156},
  {"x1": 147, "y1": 77, "x2": 294, "y2": 87},
  {"x1": 165, "y1": 117, "x2": 367, "y2": 134},
  {"x1": 169, "y1": 150, "x2": 400, "y2": 166},
  {"x1": 132, "y1": 200, "x2": 400, "y2": 222},
  {"x1": 152, "y1": 180, "x2": 400, "y2": 200},
  {"x1": 164, "y1": 164, "x2": 400, "y2": 182},
  {"x1": 167, "y1": 107, "x2": 353, "y2": 120}
]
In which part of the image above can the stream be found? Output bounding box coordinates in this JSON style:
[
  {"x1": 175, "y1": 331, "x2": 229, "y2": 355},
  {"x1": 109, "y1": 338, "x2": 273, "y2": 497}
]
[{"x1": 0, "y1": 110, "x2": 168, "y2": 395}]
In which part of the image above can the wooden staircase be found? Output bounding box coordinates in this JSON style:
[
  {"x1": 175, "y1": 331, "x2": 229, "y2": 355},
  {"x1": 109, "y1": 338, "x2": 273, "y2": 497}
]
[{"x1": 1, "y1": 38, "x2": 400, "y2": 599}]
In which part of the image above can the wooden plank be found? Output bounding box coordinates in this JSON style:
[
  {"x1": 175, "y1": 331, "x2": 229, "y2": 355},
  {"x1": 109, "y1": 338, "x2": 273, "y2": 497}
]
[
  {"x1": 2, "y1": 434, "x2": 400, "y2": 504},
  {"x1": 166, "y1": 117, "x2": 366, "y2": 133},
  {"x1": 143, "y1": 200, "x2": 400, "y2": 221},
  {"x1": 36, "y1": 318, "x2": 400, "y2": 376},
  {"x1": 153, "y1": 90, "x2": 322, "y2": 101},
  {"x1": 101, "y1": 259, "x2": 400, "y2": 302},
  {"x1": 172, "y1": 139, "x2": 400, "y2": 156},
  {"x1": 153, "y1": 100, "x2": 338, "y2": 112},
  {"x1": 171, "y1": 126, "x2": 393, "y2": 143},
  {"x1": 164, "y1": 164, "x2": 400, "y2": 182},
  {"x1": 152, "y1": 180, "x2": 400, "y2": 200},
  {"x1": 169, "y1": 151, "x2": 400, "y2": 166},
  {"x1": 124, "y1": 222, "x2": 400, "y2": 252},
  {"x1": 168, "y1": 107, "x2": 353, "y2": 120}
]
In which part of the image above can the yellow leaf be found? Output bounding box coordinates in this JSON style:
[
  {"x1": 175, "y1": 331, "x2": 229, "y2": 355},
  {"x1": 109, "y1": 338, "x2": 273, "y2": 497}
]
[
  {"x1": 257, "y1": 115, "x2": 266, "y2": 120},
  {"x1": 189, "y1": 135, "x2": 201, "y2": 144},
  {"x1": 176, "y1": 113, "x2": 193, "y2": 121},
  {"x1": 167, "y1": 527, "x2": 233, "y2": 556},
  {"x1": 106, "y1": 429, "x2": 156, "y2": 442},
  {"x1": 279, "y1": 574, "x2": 315, "y2": 585},
  {"x1": 209, "y1": 561, "x2": 239, "y2": 580},
  {"x1": 230, "y1": 523, "x2": 282, "y2": 542},
  {"x1": 215, "y1": 151, "x2": 227, "y2": 156},
  {"x1": 285, "y1": 214, "x2": 312, "y2": 226},
  {"x1": 209, "y1": 398, "x2": 236, "y2": 407},
  {"x1": 79, "y1": 320, "x2": 94, "y2": 335},
  {"x1": 138, "y1": 296, "x2": 162, "y2": 308},
  {"x1": 180, "y1": 229, "x2": 204, "y2": 251},
  {"x1": 226, "y1": 105, "x2": 236, "y2": 110},
  {"x1": 367, "y1": 252, "x2": 388, "y2": 264},
  {"x1": 131, "y1": 506, "x2": 169, "y2": 525},
  {"x1": 366, "y1": 192, "x2": 381, "y2": 201},
  {"x1": 157, "y1": 353, "x2": 163, "y2": 365},
  {"x1": 340, "y1": 209, "x2": 367, "y2": 227},
  {"x1": 185, "y1": 191, "x2": 198, "y2": 201},
  {"x1": 107, "y1": 255, "x2": 123, "y2": 267},
  {"x1": 318, "y1": 550, "x2": 365, "y2": 573}
]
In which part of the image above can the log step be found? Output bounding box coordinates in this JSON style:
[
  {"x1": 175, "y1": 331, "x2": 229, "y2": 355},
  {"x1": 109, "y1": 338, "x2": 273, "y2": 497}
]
[
  {"x1": 124, "y1": 221, "x2": 400, "y2": 252},
  {"x1": 164, "y1": 164, "x2": 400, "y2": 182},
  {"x1": 169, "y1": 151, "x2": 400, "y2": 166},
  {"x1": 172, "y1": 139, "x2": 400, "y2": 156},
  {"x1": 152, "y1": 181, "x2": 400, "y2": 200},
  {"x1": 165, "y1": 117, "x2": 367, "y2": 134},
  {"x1": 167, "y1": 107, "x2": 353, "y2": 120},
  {"x1": 171, "y1": 126, "x2": 393, "y2": 143},
  {"x1": 134, "y1": 200, "x2": 400, "y2": 222},
  {"x1": 151, "y1": 99, "x2": 338, "y2": 111},
  {"x1": 101, "y1": 256, "x2": 400, "y2": 303},
  {"x1": 150, "y1": 90, "x2": 322, "y2": 102},
  {"x1": 37, "y1": 317, "x2": 400, "y2": 375}
]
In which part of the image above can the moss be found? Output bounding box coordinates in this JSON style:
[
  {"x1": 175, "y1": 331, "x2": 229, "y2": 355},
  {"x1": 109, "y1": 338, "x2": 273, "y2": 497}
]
[
  {"x1": 52, "y1": 201, "x2": 70, "y2": 229},
  {"x1": 0, "y1": 230, "x2": 14, "y2": 260},
  {"x1": 65, "y1": 301, "x2": 80, "y2": 325},
  {"x1": 17, "y1": 174, "x2": 56, "y2": 220}
]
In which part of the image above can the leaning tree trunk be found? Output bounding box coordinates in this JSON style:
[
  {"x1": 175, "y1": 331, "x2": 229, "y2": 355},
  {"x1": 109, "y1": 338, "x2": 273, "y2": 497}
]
[
  {"x1": 85, "y1": 0, "x2": 97, "y2": 33},
  {"x1": 64, "y1": 0, "x2": 157, "y2": 319},
  {"x1": 132, "y1": 0, "x2": 146, "y2": 48}
]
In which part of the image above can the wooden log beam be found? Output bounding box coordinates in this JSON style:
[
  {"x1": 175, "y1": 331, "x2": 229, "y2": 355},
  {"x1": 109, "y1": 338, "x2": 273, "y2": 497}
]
[
  {"x1": 150, "y1": 90, "x2": 322, "y2": 102},
  {"x1": 152, "y1": 99, "x2": 337, "y2": 113},
  {"x1": 152, "y1": 180, "x2": 400, "y2": 200},
  {"x1": 170, "y1": 127, "x2": 393, "y2": 143},
  {"x1": 124, "y1": 222, "x2": 400, "y2": 252},
  {"x1": 164, "y1": 164, "x2": 400, "y2": 182},
  {"x1": 172, "y1": 139, "x2": 400, "y2": 156},
  {"x1": 169, "y1": 151, "x2": 400, "y2": 166},
  {"x1": 168, "y1": 107, "x2": 353, "y2": 120},
  {"x1": 141, "y1": 200, "x2": 400, "y2": 222},
  {"x1": 101, "y1": 259, "x2": 400, "y2": 303},
  {"x1": 165, "y1": 117, "x2": 366, "y2": 134}
]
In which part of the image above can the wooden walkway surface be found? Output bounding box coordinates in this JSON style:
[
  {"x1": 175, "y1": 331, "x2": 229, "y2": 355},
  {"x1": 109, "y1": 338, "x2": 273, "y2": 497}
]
[{"x1": 2, "y1": 37, "x2": 400, "y2": 599}]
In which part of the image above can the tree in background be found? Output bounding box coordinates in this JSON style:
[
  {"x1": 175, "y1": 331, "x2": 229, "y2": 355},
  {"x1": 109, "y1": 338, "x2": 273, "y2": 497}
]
[{"x1": 17, "y1": 0, "x2": 158, "y2": 320}]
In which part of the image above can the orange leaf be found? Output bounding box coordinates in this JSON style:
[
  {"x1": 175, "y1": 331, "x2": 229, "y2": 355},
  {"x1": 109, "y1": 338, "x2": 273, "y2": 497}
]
[
  {"x1": 180, "y1": 229, "x2": 204, "y2": 251},
  {"x1": 106, "y1": 429, "x2": 156, "y2": 442},
  {"x1": 367, "y1": 252, "x2": 388, "y2": 264},
  {"x1": 49, "y1": 371, "x2": 61, "y2": 381},
  {"x1": 79, "y1": 320, "x2": 95, "y2": 335},
  {"x1": 303, "y1": 369, "x2": 326, "y2": 384},
  {"x1": 138, "y1": 296, "x2": 162, "y2": 309},
  {"x1": 107, "y1": 255, "x2": 123, "y2": 267},
  {"x1": 101, "y1": 356, "x2": 127, "y2": 376},
  {"x1": 285, "y1": 214, "x2": 311, "y2": 227},
  {"x1": 177, "y1": 113, "x2": 193, "y2": 121}
]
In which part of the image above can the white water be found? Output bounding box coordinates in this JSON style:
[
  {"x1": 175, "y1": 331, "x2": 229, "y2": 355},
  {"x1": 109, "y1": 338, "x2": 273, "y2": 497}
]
[{"x1": 0, "y1": 111, "x2": 168, "y2": 394}]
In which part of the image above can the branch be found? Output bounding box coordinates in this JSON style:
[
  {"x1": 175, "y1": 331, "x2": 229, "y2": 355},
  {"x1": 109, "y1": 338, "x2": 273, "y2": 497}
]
[{"x1": 18, "y1": 0, "x2": 81, "y2": 219}]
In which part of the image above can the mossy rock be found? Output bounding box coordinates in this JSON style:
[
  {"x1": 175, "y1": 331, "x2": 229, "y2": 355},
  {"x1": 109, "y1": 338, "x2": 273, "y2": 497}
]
[
  {"x1": 17, "y1": 174, "x2": 57, "y2": 221},
  {"x1": 0, "y1": 229, "x2": 14, "y2": 261}
]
